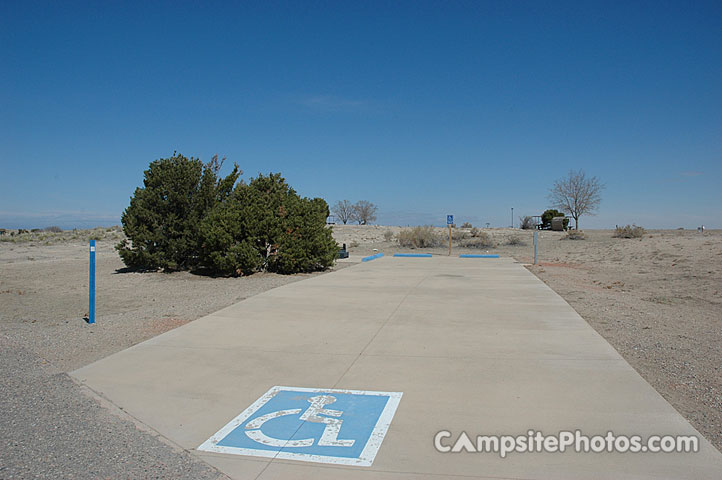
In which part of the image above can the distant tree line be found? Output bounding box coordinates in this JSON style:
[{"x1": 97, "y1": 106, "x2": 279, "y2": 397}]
[
  {"x1": 117, "y1": 153, "x2": 338, "y2": 275},
  {"x1": 331, "y1": 200, "x2": 378, "y2": 225}
]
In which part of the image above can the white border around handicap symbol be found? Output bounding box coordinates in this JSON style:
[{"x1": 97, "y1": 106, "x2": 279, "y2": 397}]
[{"x1": 197, "y1": 386, "x2": 403, "y2": 466}]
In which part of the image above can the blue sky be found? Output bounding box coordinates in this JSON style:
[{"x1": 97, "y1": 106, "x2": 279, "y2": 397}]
[{"x1": 1, "y1": 1, "x2": 720, "y2": 229}]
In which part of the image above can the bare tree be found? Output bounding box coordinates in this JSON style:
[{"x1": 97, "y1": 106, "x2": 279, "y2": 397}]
[
  {"x1": 331, "y1": 200, "x2": 354, "y2": 224},
  {"x1": 548, "y1": 170, "x2": 603, "y2": 230},
  {"x1": 351, "y1": 200, "x2": 377, "y2": 225},
  {"x1": 519, "y1": 216, "x2": 536, "y2": 230}
]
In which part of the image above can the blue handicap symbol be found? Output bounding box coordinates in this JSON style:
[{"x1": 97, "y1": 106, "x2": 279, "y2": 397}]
[{"x1": 199, "y1": 386, "x2": 402, "y2": 466}]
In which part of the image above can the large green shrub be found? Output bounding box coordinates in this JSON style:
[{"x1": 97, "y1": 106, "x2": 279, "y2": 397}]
[
  {"x1": 196, "y1": 200, "x2": 263, "y2": 275},
  {"x1": 117, "y1": 153, "x2": 240, "y2": 271},
  {"x1": 199, "y1": 173, "x2": 338, "y2": 275}
]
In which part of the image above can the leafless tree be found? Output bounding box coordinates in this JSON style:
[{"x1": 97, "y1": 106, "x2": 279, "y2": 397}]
[
  {"x1": 351, "y1": 200, "x2": 377, "y2": 225},
  {"x1": 331, "y1": 200, "x2": 354, "y2": 224},
  {"x1": 548, "y1": 170, "x2": 603, "y2": 230},
  {"x1": 519, "y1": 216, "x2": 536, "y2": 229}
]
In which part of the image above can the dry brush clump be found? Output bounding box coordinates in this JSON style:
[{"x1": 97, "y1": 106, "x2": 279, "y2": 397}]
[
  {"x1": 397, "y1": 226, "x2": 444, "y2": 248},
  {"x1": 506, "y1": 235, "x2": 526, "y2": 246},
  {"x1": 458, "y1": 231, "x2": 495, "y2": 249},
  {"x1": 383, "y1": 230, "x2": 394, "y2": 242},
  {"x1": 519, "y1": 216, "x2": 536, "y2": 230},
  {"x1": 451, "y1": 229, "x2": 469, "y2": 240},
  {"x1": 613, "y1": 224, "x2": 646, "y2": 239},
  {"x1": 563, "y1": 230, "x2": 586, "y2": 240}
]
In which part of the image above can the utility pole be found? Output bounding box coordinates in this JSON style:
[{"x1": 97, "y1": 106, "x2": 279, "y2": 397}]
[{"x1": 511, "y1": 207, "x2": 514, "y2": 228}]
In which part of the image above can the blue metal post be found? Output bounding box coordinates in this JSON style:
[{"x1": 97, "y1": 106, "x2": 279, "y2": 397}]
[{"x1": 89, "y1": 240, "x2": 95, "y2": 324}]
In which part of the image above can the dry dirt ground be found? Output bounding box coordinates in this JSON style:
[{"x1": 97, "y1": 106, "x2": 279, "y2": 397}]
[
  {"x1": 0, "y1": 228, "x2": 341, "y2": 479},
  {"x1": 526, "y1": 229, "x2": 722, "y2": 453},
  {"x1": 1, "y1": 225, "x2": 720, "y2": 478},
  {"x1": 334, "y1": 224, "x2": 722, "y2": 452}
]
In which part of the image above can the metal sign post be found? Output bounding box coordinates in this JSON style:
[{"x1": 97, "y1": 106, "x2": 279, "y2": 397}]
[
  {"x1": 88, "y1": 240, "x2": 96, "y2": 324},
  {"x1": 533, "y1": 230, "x2": 538, "y2": 265},
  {"x1": 447, "y1": 215, "x2": 453, "y2": 256}
]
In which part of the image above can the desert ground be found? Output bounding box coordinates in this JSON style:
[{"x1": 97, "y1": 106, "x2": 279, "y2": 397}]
[
  {"x1": 334, "y1": 224, "x2": 722, "y2": 452},
  {"x1": 1, "y1": 225, "x2": 720, "y2": 477},
  {"x1": 0, "y1": 227, "x2": 341, "y2": 479}
]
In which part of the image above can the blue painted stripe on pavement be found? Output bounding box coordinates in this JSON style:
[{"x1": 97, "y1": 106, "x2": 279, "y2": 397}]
[
  {"x1": 361, "y1": 252, "x2": 384, "y2": 262},
  {"x1": 459, "y1": 254, "x2": 500, "y2": 258}
]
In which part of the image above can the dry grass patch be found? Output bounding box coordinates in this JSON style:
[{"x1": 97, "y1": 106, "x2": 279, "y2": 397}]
[
  {"x1": 613, "y1": 225, "x2": 646, "y2": 238},
  {"x1": 506, "y1": 235, "x2": 526, "y2": 246},
  {"x1": 458, "y1": 231, "x2": 495, "y2": 248},
  {"x1": 564, "y1": 230, "x2": 586, "y2": 240},
  {"x1": 397, "y1": 226, "x2": 444, "y2": 248}
]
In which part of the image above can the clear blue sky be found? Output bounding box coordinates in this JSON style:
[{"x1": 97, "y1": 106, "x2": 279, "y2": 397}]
[{"x1": 2, "y1": 1, "x2": 720, "y2": 229}]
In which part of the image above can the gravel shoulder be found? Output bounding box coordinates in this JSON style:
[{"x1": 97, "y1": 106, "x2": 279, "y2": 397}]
[{"x1": 0, "y1": 335, "x2": 224, "y2": 480}]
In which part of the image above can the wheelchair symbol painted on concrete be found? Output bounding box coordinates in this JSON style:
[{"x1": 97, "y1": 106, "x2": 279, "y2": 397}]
[
  {"x1": 245, "y1": 395, "x2": 355, "y2": 448},
  {"x1": 198, "y1": 386, "x2": 402, "y2": 466}
]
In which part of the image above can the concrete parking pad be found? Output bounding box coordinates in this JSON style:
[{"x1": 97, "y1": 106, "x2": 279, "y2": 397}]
[{"x1": 72, "y1": 256, "x2": 722, "y2": 479}]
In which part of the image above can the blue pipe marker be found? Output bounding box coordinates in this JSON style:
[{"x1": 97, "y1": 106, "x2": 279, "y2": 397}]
[
  {"x1": 393, "y1": 253, "x2": 433, "y2": 258},
  {"x1": 88, "y1": 240, "x2": 95, "y2": 324},
  {"x1": 361, "y1": 252, "x2": 384, "y2": 262},
  {"x1": 459, "y1": 254, "x2": 500, "y2": 258}
]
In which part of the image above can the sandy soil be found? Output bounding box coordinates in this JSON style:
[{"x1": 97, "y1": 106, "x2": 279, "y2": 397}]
[
  {"x1": 0, "y1": 235, "x2": 333, "y2": 373},
  {"x1": 0, "y1": 229, "x2": 342, "y2": 478},
  {"x1": 332, "y1": 224, "x2": 722, "y2": 451},
  {"x1": 1, "y1": 225, "x2": 720, "y2": 477},
  {"x1": 525, "y1": 229, "x2": 722, "y2": 452}
]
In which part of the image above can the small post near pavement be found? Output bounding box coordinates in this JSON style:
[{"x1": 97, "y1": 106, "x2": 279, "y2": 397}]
[
  {"x1": 88, "y1": 240, "x2": 96, "y2": 324},
  {"x1": 447, "y1": 215, "x2": 454, "y2": 256},
  {"x1": 533, "y1": 230, "x2": 538, "y2": 265}
]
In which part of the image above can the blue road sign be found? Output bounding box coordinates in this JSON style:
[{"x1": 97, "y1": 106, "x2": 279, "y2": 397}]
[
  {"x1": 447, "y1": 215, "x2": 454, "y2": 225},
  {"x1": 199, "y1": 386, "x2": 402, "y2": 466}
]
